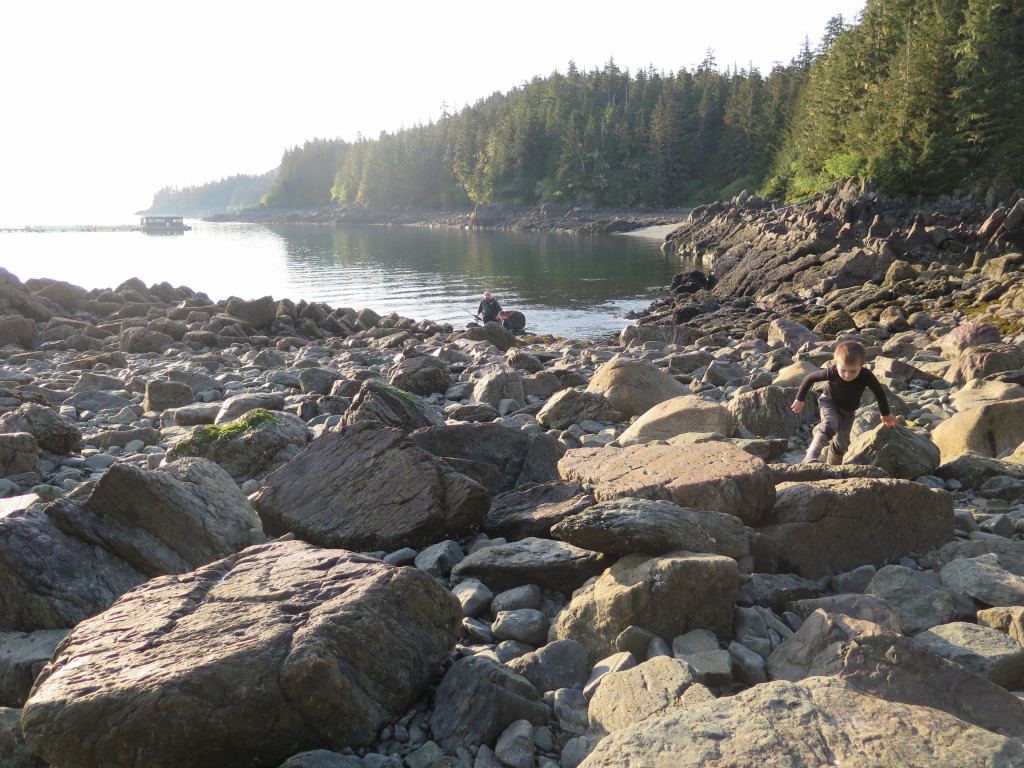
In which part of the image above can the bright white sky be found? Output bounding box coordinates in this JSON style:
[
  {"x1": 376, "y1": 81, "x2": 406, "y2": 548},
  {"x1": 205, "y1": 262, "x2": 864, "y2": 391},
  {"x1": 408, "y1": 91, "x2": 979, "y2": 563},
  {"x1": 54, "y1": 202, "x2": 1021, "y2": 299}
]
[{"x1": 0, "y1": 0, "x2": 866, "y2": 226}]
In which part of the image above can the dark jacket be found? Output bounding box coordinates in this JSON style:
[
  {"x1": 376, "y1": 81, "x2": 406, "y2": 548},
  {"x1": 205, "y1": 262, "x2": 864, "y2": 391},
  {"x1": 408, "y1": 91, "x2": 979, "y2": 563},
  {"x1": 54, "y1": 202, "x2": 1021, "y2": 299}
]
[
  {"x1": 477, "y1": 297, "x2": 501, "y2": 323},
  {"x1": 795, "y1": 364, "x2": 891, "y2": 415}
]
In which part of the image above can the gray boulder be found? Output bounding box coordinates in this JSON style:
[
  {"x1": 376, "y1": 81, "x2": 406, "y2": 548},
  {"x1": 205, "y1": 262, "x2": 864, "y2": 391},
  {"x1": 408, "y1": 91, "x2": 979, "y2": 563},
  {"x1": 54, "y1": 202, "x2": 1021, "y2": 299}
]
[
  {"x1": 558, "y1": 441, "x2": 776, "y2": 525},
  {"x1": 756, "y1": 479, "x2": 954, "y2": 578},
  {"x1": 451, "y1": 537, "x2": 608, "y2": 594},
  {"x1": 0, "y1": 316, "x2": 39, "y2": 350},
  {"x1": 45, "y1": 458, "x2": 263, "y2": 578},
  {"x1": 388, "y1": 356, "x2": 451, "y2": 396},
  {"x1": 865, "y1": 565, "x2": 966, "y2": 634},
  {"x1": 550, "y1": 497, "x2": 749, "y2": 560},
  {"x1": 914, "y1": 622, "x2": 1024, "y2": 688},
  {"x1": 167, "y1": 410, "x2": 310, "y2": 480},
  {"x1": 941, "y1": 554, "x2": 1024, "y2": 607},
  {"x1": 577, "y1": 676, "x2": 1024, "y2": 768},
  {"x1": 0, "y1": 434, "x2": 39, "y2": 479},
  {"x1": 430, "y1": 656, "x2": 548, "y2": 752},
  {"x1": 616, "y1": 395, "x2": 734, "y2": 446},
  {"x1": 585, "y1": 356, "x2": 689, "y2": 419},
  {"x1": 0, "y1": 505, "x2": 145, "y2": 632},
  {"x1": 22, "y1": 540, "x2": 461, "y2": 768},
  {"x1": 844, "y1": 425, "x2": 940, "y2": 479},
  {"x1": 484, "y1": 481, "x2": 594, "y2": 540},
  {"x1": 457, "y1": 324, "x2": 518, "y2": 352},
  {"x1": 471, "y1": 364, "x2": 525, "y2": 410},
  {"x1": 536, "y1": 389, "x2": 622, "y2": 430},
  {"x1": 411, "y1": 423, "x2": 563, "y2": 495},
  {"x1": 505, "y1": 639, "x2": 589, "y2": 693},
  {"x1": 142, "y1": 380, "x2": 194, "y2": 412},
  {"x1": 253, "y1": 421, "x2": 489, "y2": 552},
  {"x1": 0, "y1": 404, "x2": 81, "y2": 455},
  {"x1": 341, "y1": 380, "x2": 443, "y2": 432},
  {"x1": 215, "y1": 393, "x2": 287, "y2": 424},
  {"x1": 118, "y1": 326, "x2": 174, "y2": 353},
  {"x1": 549, "y1": 552, "x2": 738, "y2": 664},
  {"x1": 587, "y1": 656, "x2": 699, "y2": 735},
  {"x1": 728, "y1": 386, "x2": 812, "y2": 438}
]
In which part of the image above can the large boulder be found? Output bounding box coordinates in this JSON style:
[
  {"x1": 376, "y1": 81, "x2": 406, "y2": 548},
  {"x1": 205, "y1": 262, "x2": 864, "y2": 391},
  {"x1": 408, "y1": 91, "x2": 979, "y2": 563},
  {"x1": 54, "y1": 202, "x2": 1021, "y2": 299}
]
[
  {"x1": 483, "y1": 481, "x2": 594, "y2": 540},
  {"x1": 429, "y1": 656, "x2": 548, "y2": 752},
  {"x1": 225, "y1": 296, "x2": 277, "y2": 329},
  {"x1": 142, "y1": 379, "x2": 194, "y2": 412},
  {"x1": 548, "y1": 552, "x2": 738, "y2": 664},
  {"x1": 558, "y1": 441, "x2": 775, "y2": 525},
  {"x1": 457, "y1": 323, "x2": 518, "y2": 352},
  {"x1": 451, "y1": 537, "x2": 608, "y2": 594},
  {"x1": 22, "y1": 541, "x2": 461, "y2": 768},
  {"x1": 536, "y1": 389, "x2": 622, "y2": 430},
  {"x1": 0, "y1": 506, "x2": 145, "y2": 632},
  {"x1": 410, "y1": 423, "x2": 562, "y2": 495},
  {"x1": 937, "y1": 322, "x2": 1003, "y2": 359},
  {"x1": 45, "y1": 458, "x2": 263, "y2": 578},
  {"x1": 587, "y1": 656, "x2": 699, "y2": 735},
  {"x1": 388, "y1": 356, "x2": 451, "y2": 396},
  {"x1": 118, "y1": 326, "x2": 174, "y2": 353},
  {"x1": 471, "y1": 364, "x2": 525, "y2": 410},
  {"x1": 585, "y1": 357, "x2": 689, "y2": 419},
  {"x1": 0, "y1": 403, "x2": 81, "y2": 455},
  {"x1": 253, "y1": 421, "x2": 489, "y2": 552},
  {"x1": 944, "y1": 344, "x2": 1024, "y2": 386},
  {"x1": 577, "y1": 676, "x2": 1024, "y2": 768},
  {"x1": 756, "y1": 478, "x2": 954, "y2": 579},
  {"x1": 914, "y1": 622, "x2": 1024, "y2": 688},
  {"x1": 843, "y1": 425, "x2": 941, "y2": 479},
  {"x1": 767, "y1": 319, "x2": 820, "y2": 350},
  {"x1": 728, "y1": 385, "x2": 811, "y2": 438},
  {"x1": 167, "y1": 409, "x2": 310, "y2": 480},
  {"x1": 617, "y1": 395, "x2": 734, "y2": 446},
  {"x1": 865, "y1": 565, "x2": 966, "y2": 634},
  {"x1": 0, "y1": 433, "x2": 39, "y2": 478},
  {"x1": 215, "y1": 393, "x2": 287, "y2": 424},
  {"x1": 953, "y1": 380, "x2": 1024, "y2": 412},
  {"x1": 931, "y1": 398, "x2": 1024, "y2": 461},
  {"x1": 768, "y1": 620, "x2": 1024, "y2": 740},
  {"x1": 0, "y1": 316, "x2": 39, "y2": 350},
  {"x1": 550, "y1": 498, "x2": 749, "y2": 560},
  {"x1": 341, "y1": 380, "x2": 443, "y2": 432}
]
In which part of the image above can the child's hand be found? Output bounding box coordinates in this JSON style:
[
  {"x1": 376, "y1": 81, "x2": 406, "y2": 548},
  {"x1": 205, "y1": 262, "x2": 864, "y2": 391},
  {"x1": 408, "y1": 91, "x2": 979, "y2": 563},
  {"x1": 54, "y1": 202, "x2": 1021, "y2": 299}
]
[
  {"x1": 790, "y1": 400, "x2": 804, "y2": 414},
  {"x1": 881, "y1": 413, "x2": 898, "y2": 428}
]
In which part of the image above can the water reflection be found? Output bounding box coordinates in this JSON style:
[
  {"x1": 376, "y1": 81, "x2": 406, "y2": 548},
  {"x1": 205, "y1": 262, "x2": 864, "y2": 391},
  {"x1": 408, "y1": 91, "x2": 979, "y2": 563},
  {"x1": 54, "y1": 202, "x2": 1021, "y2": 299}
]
[{"x1": 273, "y1": 224, "x2": 703, "y2": 338}]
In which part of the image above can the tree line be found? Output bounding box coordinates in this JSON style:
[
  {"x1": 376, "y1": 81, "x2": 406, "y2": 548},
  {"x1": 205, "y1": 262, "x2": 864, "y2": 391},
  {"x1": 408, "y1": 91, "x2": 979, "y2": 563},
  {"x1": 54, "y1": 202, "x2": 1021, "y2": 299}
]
[
  {"x1": 147, "y1": 171, "x2": 277, "y2": 217},
  {"x1": 239, "y1": 0, "x2": 1024, "y2": 211}
]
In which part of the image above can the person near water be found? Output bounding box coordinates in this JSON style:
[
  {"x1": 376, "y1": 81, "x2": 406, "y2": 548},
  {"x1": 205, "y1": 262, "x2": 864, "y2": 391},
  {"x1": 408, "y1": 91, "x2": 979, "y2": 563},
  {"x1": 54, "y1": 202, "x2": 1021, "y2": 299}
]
[
  {"x1": 790, "y1": 340, "x2": 898, "y2": 463},
  {"x1": 477, "y1": 291, "x2": 501, "y2": 324}
]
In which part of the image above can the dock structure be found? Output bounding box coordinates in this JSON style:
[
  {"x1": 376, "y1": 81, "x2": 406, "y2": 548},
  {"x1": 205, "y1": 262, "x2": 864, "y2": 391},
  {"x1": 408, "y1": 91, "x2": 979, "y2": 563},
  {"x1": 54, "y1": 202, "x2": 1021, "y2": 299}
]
[{"x1": 0, "y1": 225, "x2": 141, "y2": 233}]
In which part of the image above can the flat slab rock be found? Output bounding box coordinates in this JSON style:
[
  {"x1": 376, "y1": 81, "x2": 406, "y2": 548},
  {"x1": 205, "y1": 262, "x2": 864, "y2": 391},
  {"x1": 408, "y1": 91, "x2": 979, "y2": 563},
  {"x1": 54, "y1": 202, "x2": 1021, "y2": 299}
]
[
  {"x1": 484, "y1": 481, "x2": 595, "y2": 540},
  {"x1": 22, "y1": 540, "x2": 462, "y2": 768},
  {"x1": 558, "y1": 441, "x2": 775, "y2": 525},
  {"x1": 451, "y1": 537, "x2": 609, "y2": 594},
  {"x1": 252, "y1": 421, "x2": 490, "y2": 551},
  {"x1": 578, "y1": 677, "x2": 1024, "y2": 768},
  {"x1": 550, "y1": 497, "x2": 749, "y2": 560}
]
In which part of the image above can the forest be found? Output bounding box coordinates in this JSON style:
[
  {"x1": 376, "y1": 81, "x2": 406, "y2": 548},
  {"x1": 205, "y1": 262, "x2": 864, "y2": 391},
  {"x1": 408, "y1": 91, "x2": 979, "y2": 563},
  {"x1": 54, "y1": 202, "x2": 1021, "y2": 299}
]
[
  {"x1": 145, "y1": 171, "x2": 277, "y2": 217},
  {"x1": 183, "y1": 0, "x2": 1024, "y2": 213}
]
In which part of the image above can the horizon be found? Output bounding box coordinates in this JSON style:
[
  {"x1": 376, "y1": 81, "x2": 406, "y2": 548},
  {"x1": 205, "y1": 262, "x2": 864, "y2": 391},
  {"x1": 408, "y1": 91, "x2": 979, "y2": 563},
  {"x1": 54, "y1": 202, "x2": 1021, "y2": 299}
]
[{"x1": 0, "y1": 0, "x2": 867, "y2": 227}]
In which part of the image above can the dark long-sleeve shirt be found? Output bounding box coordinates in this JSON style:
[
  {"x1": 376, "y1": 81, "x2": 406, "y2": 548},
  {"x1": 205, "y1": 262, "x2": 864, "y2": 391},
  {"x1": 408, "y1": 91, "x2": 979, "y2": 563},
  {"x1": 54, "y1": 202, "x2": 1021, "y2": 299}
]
[
  {"x1": 794, "y1": 364, "x2": 891, "y2": 415},
  {"x1": 477, "y1": 297, "x2": 501, "y2": 322}
]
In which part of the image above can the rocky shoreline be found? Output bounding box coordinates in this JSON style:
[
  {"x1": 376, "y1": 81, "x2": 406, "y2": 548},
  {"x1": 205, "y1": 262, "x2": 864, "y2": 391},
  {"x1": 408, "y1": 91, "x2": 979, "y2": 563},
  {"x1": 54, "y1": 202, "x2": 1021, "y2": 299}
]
[
  {"x1": 206, "y1": 202, "x2": 690, "y2": 236},
  {"x1": 2, "y1": 180, "x2": 1024, "y2": 767}
]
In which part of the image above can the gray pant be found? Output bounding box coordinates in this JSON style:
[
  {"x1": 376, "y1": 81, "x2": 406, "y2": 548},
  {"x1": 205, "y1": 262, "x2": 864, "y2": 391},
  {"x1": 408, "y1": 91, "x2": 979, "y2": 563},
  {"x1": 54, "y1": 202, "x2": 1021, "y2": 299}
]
[{"x1": 814, "y1": 396, "x2": 856, "y2": 462}]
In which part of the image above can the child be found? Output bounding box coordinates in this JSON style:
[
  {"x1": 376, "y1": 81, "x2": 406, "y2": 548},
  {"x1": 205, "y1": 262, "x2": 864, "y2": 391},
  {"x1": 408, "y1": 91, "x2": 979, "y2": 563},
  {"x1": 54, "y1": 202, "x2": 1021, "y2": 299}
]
[{"x1": 790, "y1": 341, "x2": 898, "y2": 463}]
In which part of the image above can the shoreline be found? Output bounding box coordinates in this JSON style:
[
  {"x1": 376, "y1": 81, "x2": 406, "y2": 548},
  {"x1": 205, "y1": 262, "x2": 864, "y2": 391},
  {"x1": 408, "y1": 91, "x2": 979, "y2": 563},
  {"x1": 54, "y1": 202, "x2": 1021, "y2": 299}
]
[{"x1": 206, "y1": 203, "x2": 691, "y2": 237}]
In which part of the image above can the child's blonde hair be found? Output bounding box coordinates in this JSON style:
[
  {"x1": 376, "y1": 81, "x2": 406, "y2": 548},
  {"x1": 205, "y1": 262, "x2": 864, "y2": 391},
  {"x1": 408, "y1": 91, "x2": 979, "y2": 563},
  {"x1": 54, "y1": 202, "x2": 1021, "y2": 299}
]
[{"x1": 834, "y1": 340, "x2": 866, "y2": 366}]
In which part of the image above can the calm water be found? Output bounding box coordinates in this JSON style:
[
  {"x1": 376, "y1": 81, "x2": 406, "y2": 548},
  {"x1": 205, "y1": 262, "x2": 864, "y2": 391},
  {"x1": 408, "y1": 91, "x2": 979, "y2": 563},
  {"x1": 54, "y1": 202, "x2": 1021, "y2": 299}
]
[{"x1": 0, "y1": 222, "x2": 697, "y2": 339}]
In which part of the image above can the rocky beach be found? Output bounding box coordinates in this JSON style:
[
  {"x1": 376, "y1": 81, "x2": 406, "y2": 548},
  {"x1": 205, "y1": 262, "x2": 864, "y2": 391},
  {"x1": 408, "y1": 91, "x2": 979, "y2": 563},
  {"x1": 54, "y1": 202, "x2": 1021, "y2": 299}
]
[{"x1": 2, "y1": 180, "x2": 1024, "y2": 767}]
